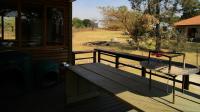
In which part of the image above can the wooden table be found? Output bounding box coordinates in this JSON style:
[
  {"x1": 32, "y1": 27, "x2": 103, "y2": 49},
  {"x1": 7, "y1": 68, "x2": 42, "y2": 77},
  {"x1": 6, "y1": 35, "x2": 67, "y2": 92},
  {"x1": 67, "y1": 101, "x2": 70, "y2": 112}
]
[{"x1": 140, "y1": 60, "x2": 199, "y2": 103}]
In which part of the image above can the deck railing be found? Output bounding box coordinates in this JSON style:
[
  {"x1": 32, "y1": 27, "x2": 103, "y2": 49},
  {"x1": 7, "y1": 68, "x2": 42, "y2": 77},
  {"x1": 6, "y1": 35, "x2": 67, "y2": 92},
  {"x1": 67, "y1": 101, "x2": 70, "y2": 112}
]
[
  {"x1": 72, "y1": 50, "x2": 96, "y2": 65},
  {"x1": 72, "y1": 49, "x2": 200, "y2": 90}
]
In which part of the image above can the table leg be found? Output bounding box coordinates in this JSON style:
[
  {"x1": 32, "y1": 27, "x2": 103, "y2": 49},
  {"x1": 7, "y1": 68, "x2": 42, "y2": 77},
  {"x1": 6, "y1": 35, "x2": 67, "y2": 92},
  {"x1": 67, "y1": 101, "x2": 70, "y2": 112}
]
[
  {"x1": 149, "y1": 70, "x2": 152, "y2": 90},
  {"x1": 173, "y1": 76, "x2": 175, "y2": 104}
]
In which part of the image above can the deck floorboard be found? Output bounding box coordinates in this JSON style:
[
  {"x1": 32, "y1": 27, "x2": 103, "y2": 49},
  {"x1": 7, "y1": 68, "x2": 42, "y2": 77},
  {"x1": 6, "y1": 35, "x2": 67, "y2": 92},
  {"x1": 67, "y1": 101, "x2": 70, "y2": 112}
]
[{"x1": 69, "y1": 63, "x2": 200, "y2": 112}]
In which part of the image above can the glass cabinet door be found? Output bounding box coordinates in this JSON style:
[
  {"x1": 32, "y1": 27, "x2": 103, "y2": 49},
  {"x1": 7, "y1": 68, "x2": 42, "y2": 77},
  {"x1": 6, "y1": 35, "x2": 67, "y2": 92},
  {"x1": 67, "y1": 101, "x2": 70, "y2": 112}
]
[
  {"x1": 21, "y1": 6, "x2": 43, "y2": 47},
  {"x1": 0, "y1": 7, "x2": 18, "y2": 47},
  {"x1": 47, "y1": 7, "x2": 64, "y2": 46}
]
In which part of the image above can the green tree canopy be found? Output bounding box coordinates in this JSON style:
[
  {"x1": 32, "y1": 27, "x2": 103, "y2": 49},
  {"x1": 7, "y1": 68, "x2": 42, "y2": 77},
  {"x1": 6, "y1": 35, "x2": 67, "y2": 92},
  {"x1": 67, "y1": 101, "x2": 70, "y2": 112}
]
[
  {"x1": 72, "y1": 18, "x2": 98, "y2": 29},
  {"x1": 82, "y1": 19, "x2": 92, "y2": 27},
  {"x1": 72, "y1": 17, "x2": 85, "y2": 28},
  {"x1": 180, "y1": 0, "x2": 200, "y2": 19}
]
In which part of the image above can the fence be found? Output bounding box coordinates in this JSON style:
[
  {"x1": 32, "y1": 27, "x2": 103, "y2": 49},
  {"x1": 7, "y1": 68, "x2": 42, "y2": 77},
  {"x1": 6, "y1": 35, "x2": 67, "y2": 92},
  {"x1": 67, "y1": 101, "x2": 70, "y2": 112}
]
[{"x1": 72, "y1": 49, "x2": 200, "y2": 90}]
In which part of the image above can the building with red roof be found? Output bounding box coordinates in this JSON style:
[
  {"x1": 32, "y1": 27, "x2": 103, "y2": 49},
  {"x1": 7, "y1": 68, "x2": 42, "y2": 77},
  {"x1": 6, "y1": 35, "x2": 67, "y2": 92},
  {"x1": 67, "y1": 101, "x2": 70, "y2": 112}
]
[{"x1": 174, "y1": 15, "x2": 200, "y2": 41}]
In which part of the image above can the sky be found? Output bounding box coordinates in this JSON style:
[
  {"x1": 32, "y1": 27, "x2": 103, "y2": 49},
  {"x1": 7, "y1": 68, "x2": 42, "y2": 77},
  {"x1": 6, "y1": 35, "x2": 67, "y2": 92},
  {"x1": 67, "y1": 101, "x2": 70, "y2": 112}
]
[{"x1": 72, "y1": 0, "x2": 131, "y2": 20}]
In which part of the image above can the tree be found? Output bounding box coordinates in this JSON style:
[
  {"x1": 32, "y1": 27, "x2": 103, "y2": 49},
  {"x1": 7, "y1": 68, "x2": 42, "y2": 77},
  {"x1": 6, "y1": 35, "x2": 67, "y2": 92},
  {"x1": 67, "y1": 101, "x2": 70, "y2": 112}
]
[
  {"x1": 99, "y1": 6, "x2": 158, "y2": 49},
  {"x1": 82, "y1": 19, "x2": 92, "y2": 27},
  {"x1": 129, "y1": 0, "x2": 200, "y2": 50},
  {"x1": 180, "y1": 0, "x2": 200, "y2": 19},
  {"x1": 99, "y1": 6, "x2": 128, "y2": 30},
  {"x1": 72, "y1": 17, "x2": 85, "y2": 28},
  {"x1": 133, "y1": 14, "x2": 159, "y2": 50},
  {"x1": 99, "y1": 6, "x2": 140, "y2": 31},
  {"x1": 128, "y1": 0, "x2": 181, "y2": 50},
  {"x1": 90, "y1": 19, "x2": 98, "y2": 30},
  {"x1": 73, "y1": 18, "x2": 98, "y2": 29},
  {"x1": 99, "y1": 6, "x2": 140, "y2": 48}
]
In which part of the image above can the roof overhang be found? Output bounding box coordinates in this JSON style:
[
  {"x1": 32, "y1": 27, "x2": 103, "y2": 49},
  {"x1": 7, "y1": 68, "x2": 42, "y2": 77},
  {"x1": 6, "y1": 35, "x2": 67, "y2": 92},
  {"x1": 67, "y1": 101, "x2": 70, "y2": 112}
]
[{"x1": 174, "y1": 15, "x2": 200, "y2": 27}]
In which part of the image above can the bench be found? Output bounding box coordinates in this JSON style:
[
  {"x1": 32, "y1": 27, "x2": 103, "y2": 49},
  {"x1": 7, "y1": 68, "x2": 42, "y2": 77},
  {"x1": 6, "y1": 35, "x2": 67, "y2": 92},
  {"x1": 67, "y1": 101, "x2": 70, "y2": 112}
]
[{"x1": 65, "y1": 63, "x2": 178, "y2": 111}]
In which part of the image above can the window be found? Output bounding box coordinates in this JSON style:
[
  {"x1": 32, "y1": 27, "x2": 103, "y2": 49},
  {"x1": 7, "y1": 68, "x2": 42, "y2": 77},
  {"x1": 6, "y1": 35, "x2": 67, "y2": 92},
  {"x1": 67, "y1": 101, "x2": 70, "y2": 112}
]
[
  {"x1": 47, "y1": 7, "x2": 64, "y2": 46},
  {"x1": 0, "y1": 6, "x2": 66, "y2": 47},
  {"x1": 21, "y1": 6, "x2": 43, "y2": 47},
  {"x1": 0, "y1": 8, "x2": 17, "y2": 47},
  {"x1": 4, "y1": 17, "x2": 16, "y2": 40},
  {"x1": 0, "y1": 8, "x2": 17, "y2": 40}
]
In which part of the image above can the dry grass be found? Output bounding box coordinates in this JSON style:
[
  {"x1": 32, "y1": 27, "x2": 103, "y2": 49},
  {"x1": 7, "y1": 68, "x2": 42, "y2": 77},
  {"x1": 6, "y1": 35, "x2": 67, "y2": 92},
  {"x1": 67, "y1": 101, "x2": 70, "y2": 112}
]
[
  {"x1": 73, "y1": 29, "x2": 200, "y2": 65},
  {"x1": 73, "y1": 29, "x2": 200, "y2": 95},
  {"x1": 73, "y1": 29, "x2": 127, "y2": 50}
]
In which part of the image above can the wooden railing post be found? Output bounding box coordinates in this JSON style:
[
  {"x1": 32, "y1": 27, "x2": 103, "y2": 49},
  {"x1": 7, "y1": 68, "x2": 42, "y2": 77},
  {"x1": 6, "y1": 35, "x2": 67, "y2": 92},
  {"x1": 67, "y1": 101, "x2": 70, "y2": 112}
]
[
  {"x1": 183, "y1": 75, "x2": 189, "y2": 90},
  {"x1": 93, "y1": 50, "x2": 96, "y2": 63},
  {"x1": 115, "y1": 56, "x2": 119, "y2": 68},
  {"x1": 72, "y1": 52, "x2": 75, "y2": 65},
  {"x1": 142, "y1": 67, "x2": 146, "y2": 77},
  {"x1": 98, "y1": 50, "x2": 101, "y2": 63}
]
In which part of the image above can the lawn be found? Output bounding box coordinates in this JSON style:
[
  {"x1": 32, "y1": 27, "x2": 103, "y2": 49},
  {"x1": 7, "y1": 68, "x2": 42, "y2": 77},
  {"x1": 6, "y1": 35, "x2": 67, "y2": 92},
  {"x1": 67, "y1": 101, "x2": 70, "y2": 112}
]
[{"x1": 73, "y1": 29, "x2": 200, "y2": 94}]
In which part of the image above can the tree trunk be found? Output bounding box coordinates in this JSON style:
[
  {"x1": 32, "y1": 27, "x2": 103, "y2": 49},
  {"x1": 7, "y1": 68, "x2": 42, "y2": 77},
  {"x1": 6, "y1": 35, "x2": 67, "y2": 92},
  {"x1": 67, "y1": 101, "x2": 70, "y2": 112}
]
[
  {"x1": 132, "y1": 30, "x2": 140, "y2": 50},
  {"x1": 135, "y1": 36, "x2": 139, "y2": 50},
  {"x1": 155, "y1": 24, "x2": 161, "y2": 51},
  {"x1": 148, "y1": 0, "x2": 151, "y2": 14},
  {"x1": 155, "y1": 0, "x2": 161, "y2": 51}
]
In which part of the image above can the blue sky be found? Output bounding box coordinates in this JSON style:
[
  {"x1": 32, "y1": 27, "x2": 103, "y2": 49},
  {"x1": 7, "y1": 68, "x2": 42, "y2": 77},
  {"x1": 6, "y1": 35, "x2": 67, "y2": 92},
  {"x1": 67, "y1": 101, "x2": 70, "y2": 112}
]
[{"x1": 72, "y1": 0, "x2": 131, "y2": 20}]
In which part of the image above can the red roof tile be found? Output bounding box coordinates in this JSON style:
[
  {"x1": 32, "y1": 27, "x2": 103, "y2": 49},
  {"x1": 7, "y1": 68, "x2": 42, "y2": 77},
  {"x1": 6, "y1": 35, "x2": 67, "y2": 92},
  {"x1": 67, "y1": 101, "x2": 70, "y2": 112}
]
[{"x1": 174, "y1": 15, "x2": 200, "y2": 26}]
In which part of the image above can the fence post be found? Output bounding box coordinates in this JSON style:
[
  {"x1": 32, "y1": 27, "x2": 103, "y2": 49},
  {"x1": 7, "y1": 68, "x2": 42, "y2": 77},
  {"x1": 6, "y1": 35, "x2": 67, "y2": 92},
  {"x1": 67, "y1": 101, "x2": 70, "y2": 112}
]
[
  {"x1": 183, "y1": 75, "x2": 189, "y2": 90},
  {"x1": 98, "y1": 50, "x2": 101, "y2": 63},
  {"x1": 142, "y1": 67, "x2": 146, "y2": 77},
  {"x1": 115, "y1": 56, "x2": 119, "y2": 68},
  {"x1": 93, "y1": 50, "x2": 96, "y2": 63},
  {"x1": 71, "y1": 52, "x2": 75, "y2": 65}
]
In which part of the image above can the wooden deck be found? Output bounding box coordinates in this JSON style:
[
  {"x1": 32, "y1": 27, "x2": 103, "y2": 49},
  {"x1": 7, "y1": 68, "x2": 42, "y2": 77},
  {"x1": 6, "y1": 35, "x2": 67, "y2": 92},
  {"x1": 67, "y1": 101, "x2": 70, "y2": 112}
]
[
  {"x1": 68, "y1": 63, "x2": 200, "y2": 112},
  {"x1": 1, "y1": 63, "x2": 200, "y2": 112},
  {"x1": 0, "y1": 82, "x2": 137, "y2": 112},
  {"x1": 67, "y1": 92, "x2": 138, "y2": 112}
]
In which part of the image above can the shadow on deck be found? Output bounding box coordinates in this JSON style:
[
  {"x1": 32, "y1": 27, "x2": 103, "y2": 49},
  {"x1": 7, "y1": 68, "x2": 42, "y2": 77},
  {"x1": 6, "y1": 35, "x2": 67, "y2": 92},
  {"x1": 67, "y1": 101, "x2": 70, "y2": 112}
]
[
  {"x1": 1, "y1": 64, "x2": 200, "y2": 112},
  {"x1": 0, "y1": 82, "x2": 140, "y2": 112},
  {"x1": 66, "y1": 91, "x2": 142, "y2": 112}
]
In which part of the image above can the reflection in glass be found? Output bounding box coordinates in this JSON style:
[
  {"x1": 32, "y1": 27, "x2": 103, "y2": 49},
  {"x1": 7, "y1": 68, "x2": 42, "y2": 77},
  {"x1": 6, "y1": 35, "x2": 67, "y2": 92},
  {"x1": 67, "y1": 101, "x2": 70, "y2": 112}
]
[
  {"x1": 47, "y1": 8, "x2": 64, "y2": 46},
  {"x1": 0, "y1": 8, "x2": 17, "y2": 40},
  {"x1": 21, "y1": 7, "x2": 43, "y2": 47},
  {"x1": 0, "y1": 8, "x2": 17, "y2": 47},
  {"x1": 4, "y1": 17, "x2": 16, "y2": 40}
]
